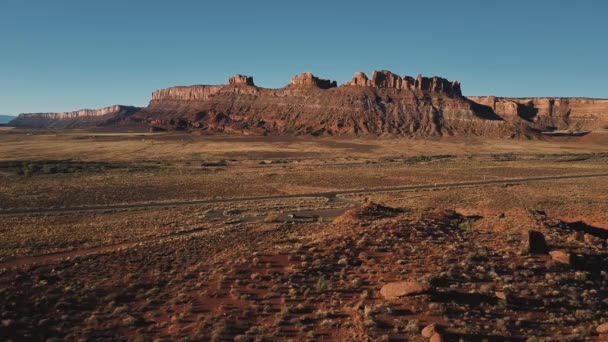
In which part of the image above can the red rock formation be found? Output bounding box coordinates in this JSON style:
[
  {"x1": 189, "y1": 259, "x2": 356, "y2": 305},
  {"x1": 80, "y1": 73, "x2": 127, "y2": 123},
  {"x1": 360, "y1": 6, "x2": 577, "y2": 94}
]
[
  {"x1": 151, "y1": 85, "x2": 223, "y2": 102},
  {"x1": 468, "y1": 96, "x2": 608, "y2": 130},
  {"x1": 288, "y1": 72, "x2": 337, "y2": 89},
  {"x1": 371, "y1": 70, "x2": 408, "y2": 89},
  {"x1": 14, "y1": 70, "x2": 608, "y2": 136},
  {"x1": 228, "y1": 74, "x2": 255, "y2": 86},
  {"x1": 346, "y1": 71, "x2": 461, "y2": 97},
  {"x1": 345, "y1": 72, "x2": 372, "y2": 87},
  {"x1": 10, "y1": 105, "x2": 141, "y2": 129},
  {"x1": 138, "y1": 72, "x2": 511, "y2": 136}
]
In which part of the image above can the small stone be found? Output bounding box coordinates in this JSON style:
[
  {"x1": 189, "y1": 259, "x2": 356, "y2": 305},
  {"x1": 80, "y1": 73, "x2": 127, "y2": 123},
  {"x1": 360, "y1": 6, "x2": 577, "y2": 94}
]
[
  {"x1": 549, "y1": 250, "x2": 571, "y2": 265},
  {"x1": 495, "y1": 291, "x2": 508, "y2": 301},
  {"x1": 429, "y1": 332, "x2": 445, "y2": 342},
  {"x1": 480, "y1": 283, "x2": 496, "y2": 293},
  {"x1": 421, "y1": 323, "x2": 439, "y2": 338},
  {"x1": 597, "y1": 322, "x2": 608, "y2": 334},
  {"x1": 380, "y1": 281, "x2": 430, "y2": 300},
  {"x1": 122, "y1": 315, "x2": 137, "y2": 326},
  {"x1": 524, "y1": 230, "x2": 549, "y2": 254}
]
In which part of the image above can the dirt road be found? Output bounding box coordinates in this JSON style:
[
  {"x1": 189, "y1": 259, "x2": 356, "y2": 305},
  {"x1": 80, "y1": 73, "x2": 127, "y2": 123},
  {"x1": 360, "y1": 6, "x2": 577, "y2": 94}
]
[{"x1": 2, "y1": 172, "x2": 607, "y2": 216}]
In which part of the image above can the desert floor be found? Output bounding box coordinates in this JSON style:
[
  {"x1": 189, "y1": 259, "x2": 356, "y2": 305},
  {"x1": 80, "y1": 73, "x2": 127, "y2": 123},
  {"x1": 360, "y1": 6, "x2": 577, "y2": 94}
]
[{"x1": 1, "y1": 129, "x2": 607, "y2": 341}]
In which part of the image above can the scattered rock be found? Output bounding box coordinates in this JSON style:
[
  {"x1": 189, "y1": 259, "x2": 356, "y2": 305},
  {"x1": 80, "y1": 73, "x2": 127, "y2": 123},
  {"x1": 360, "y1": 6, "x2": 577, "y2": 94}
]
[
  {"x1": 421, "y1": 323, "x2": 440, "y2": 338},
  {"x1": 380, "y1": 281, "x2": 430, "y2": 300},
  {"x1": 549, "y1": 250, "x2": 572, "y2": 265},
  {"x1": 334, "y1": 202, "x2": 402, "y2": 225},
  {"x1": 429, "y1": 332, "x2": 445, "y2": 342},
  {"x1": 122, "y1": 315, "x2": 137, "y2": 326},
  {"x1": 596, "y1": 322, "x2": 608, "y2": 334},
  {"x1": 524, "y1": 230, "x2": 549, "y2": 254},
  {"x1": 495, "y1": 291, "x2": 508, "y2": 301}
]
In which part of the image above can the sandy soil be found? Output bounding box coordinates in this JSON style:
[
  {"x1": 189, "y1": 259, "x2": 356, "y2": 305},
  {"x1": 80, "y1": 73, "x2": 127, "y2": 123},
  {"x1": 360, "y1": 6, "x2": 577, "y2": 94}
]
[{"x1": 0, "y1": 130, "x2": 607, "y2": 341}]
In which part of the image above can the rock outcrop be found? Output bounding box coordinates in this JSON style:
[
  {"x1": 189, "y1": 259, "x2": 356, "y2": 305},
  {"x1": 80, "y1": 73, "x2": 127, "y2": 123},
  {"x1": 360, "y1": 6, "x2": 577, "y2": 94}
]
[
  {"x1": 468, "y1": 96, "x2": 608, "y2": 130},
  {"x1": 138, "y1": 71, "x2": 512, "y2": 136},
  {"x1": 288, "y1": 72, "x2": 337, "y2": 89},
  {"x1": 13, "y1": 70, "x2": 608, "y2": 136},
  {"x1": 228, "y1": 74, "x2": 255, "y2": 86},
  {"x1": 151, "y1": 85, "x2": 224, "y2": 102},
  {"x1": 380, "y1": 281, "x2": 430, "y2": 299},
  {"x1": 345, "y1": 72, "x2": 372, "y2": 87},
  {"x1": 345, "y1": 71, "x2": 462, "y2": 97},
  {"x1": 10, "y1": 105, "x2": 141, "y2": 129}
]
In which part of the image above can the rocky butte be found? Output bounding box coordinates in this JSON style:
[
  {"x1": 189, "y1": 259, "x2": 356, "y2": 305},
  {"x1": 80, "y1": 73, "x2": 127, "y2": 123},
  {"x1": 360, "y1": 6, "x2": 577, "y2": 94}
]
[
  {"x1": 468, "y1": 96, "x2": 608, "y2": 131},
  {"x1": 10, "y1": 105, "x2": 141, "y2": 129},
  {"x1": 10, "y1": 70, "x2": 608, "y2": 137},
  {"x1": 139, "y1": 70, "x2": 508, "y2": 137}
]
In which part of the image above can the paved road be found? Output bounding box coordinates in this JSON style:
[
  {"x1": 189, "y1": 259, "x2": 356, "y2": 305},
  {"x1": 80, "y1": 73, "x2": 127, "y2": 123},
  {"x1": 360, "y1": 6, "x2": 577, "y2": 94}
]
[{"x1": 2, "y1": 172, "x2": 608, "y2": 216}]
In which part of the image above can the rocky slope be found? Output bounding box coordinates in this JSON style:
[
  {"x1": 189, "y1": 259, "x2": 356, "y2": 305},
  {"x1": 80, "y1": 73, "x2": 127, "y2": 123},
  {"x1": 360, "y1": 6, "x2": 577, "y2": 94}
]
[
  {"x1": 468, "y1": 96, "x2": 608, "y2": 131},
  {"x1": 10, "y1": 105, "x2": 141, "y2": 129}
]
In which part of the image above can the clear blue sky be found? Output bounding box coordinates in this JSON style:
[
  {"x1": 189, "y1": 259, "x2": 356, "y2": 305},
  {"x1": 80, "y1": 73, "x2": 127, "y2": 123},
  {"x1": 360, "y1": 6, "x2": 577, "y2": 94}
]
[{"x1": 1, "y1": 0, "x2": 606, "y2": 114}]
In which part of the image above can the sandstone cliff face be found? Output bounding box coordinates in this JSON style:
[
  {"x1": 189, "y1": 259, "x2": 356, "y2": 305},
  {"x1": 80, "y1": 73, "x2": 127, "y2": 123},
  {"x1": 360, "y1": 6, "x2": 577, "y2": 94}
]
[
  {"x1": 138, "y1": 72, "x2": 516, "y2": 137},
  {"x1": 345, "y1": 71, "x2": 462, "y2": 98},
  {"x1": 228, "y1": 74, "x2": 255, "y2": 86},
  {"x1": 151, "y1": 85, "x2": 224, "y2": 102},
  {"x1": 468, "y1": 96, "x2": 608, "y2": 130},
  {"x1": 288, "y1": 72, "x2": 337, "y2": 89},
  {"x1": 10, "y1": 105, "x2": 141, "y2": 129},
  {"x1": 345, "y1": 72, "x2": 372, "y2": 87},
  {"x1": 15, "y1": 70, "x2": 608, "y2": 136}
]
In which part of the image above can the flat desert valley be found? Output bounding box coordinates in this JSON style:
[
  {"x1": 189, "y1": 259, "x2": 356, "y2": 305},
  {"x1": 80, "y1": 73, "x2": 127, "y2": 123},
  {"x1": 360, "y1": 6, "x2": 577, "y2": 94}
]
[{"x1": 1, "y1": 128, "x2": 608, "y2": 341}]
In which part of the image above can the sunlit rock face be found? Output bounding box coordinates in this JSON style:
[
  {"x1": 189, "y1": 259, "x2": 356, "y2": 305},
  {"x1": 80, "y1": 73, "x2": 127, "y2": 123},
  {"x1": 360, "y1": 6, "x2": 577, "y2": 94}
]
[{"x1": 11, "y1": 105, "x2": 141, "y2": 128}]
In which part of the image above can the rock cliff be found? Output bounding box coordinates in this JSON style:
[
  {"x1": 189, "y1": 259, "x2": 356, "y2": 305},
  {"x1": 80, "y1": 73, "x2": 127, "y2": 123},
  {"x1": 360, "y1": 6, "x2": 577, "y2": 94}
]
[
  {"x1": 288, "y1": 72, "x2": 337, "y2": 89},
  {"x1": 138, "y1": 72, "x2": 513, "y2": 136},
  {"x1": 12, "y1": 70, "x2": 608, "y2": 136},
  {"x1": 10, "y1": 105, "x2": 141, "y2": 129},
  {"x1": 468, "y1": 96, "x2": 608, "y2": 130},
  {"x1": 345, "y1": 71, "x2": 462, "y2": 97},
  {"x1": 228, "y1": 74, "x2": 255, "y2": 86}
]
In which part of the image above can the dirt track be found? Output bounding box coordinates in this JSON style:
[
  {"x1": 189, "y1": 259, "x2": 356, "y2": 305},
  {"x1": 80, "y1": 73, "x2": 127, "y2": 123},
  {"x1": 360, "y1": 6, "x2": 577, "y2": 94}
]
[
  {"x1": 2, "y1": 172, "x2": 608, "y2": 216},
  {"x1": 2, "y1": 172, "x2": 608, "y2": 270},
  {"x1": 0, "y1": 226, "x2": 212, "y2": 269}
]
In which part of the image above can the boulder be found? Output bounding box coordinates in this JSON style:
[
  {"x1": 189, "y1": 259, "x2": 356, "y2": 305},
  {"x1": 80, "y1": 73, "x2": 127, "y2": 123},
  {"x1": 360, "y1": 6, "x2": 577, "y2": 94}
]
[
  {"x1": 549, "y1": 250, "x2": 572, "y2": 265},
  {"x1": 524, "y1": 230, "x2": 549, "y2": 254},
  {"x1": 421, "y1": 323, "x2": 440, "y2": 338},
  {"x1": 380, "y1": 281, "x2": 430, "y2": 299},
  {"x1": 495, "y1": 291, "x2": 507, "y2": 301},
  {"x1": 597, "y1": 322, "x2": 608, "y2": 334},
  {"x1": 429, "y1": 333, "x2": 445, "y2": 342}
]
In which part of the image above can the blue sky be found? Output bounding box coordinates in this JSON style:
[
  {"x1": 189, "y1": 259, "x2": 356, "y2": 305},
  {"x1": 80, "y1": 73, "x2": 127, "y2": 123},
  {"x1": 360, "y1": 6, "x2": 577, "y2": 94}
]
[{"x1": 0, "y1": 0, "x2": 606, "y2": 114}]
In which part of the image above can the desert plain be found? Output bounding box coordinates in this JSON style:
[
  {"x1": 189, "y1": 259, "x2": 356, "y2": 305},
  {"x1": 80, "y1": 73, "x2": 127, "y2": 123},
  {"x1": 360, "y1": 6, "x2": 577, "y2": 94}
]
[{"x1": 1, "y1": 128, "x2": 608, "y2": 341}]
